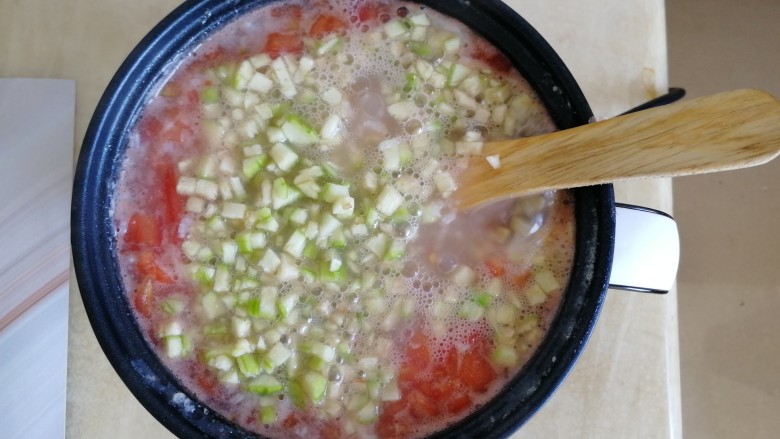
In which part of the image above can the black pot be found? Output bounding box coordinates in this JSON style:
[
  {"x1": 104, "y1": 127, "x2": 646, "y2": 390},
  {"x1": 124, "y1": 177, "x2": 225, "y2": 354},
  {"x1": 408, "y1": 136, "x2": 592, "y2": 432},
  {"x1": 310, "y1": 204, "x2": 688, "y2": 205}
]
[{"x1": 71, "y1": 0, "x2": 614, "y2": 437}]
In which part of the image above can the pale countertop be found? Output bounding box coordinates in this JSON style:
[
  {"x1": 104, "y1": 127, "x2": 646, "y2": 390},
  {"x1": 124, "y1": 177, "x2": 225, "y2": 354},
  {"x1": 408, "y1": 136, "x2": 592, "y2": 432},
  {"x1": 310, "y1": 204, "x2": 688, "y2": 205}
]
[{"x1": 0, "y1": 0, "x2": 680, "y2": 437}]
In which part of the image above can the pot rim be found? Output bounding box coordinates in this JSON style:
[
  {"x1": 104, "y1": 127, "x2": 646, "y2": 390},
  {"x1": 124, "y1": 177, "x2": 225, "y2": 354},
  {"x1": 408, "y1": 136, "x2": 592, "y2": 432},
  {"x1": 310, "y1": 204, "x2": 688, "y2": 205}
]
[{"x1": 71, "y1": 1, "x2": 614, "y2": 437}]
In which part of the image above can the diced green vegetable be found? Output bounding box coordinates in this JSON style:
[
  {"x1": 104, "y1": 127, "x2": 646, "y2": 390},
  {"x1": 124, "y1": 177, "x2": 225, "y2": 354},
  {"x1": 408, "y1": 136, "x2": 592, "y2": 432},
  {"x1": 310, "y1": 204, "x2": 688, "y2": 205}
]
[
  {"x1": 384, "y1": 19, "x2": 408, "y2": 38},
  {"x1": 525, "y1": 283, "x2": 547, "y2": 306},
  {"x1": 269, "y1": 143, "x2": 299, "y2": 172},
  {"x1": 272, "y1": 178, "x2": 302, "y2": 210},
  {"x1": 276, "y1": 294, "x2": 297, "y2": 319},
  {"x1": 385, "y1": 238, "x2": 404, "y2": 261},
  {"x1": 375, "y1": 185, "x2": 404, "y2": 216},
  {"x1": 320, "y1": 114, "x2": 342, "y2": 140},
  {"x1": 365, "y1": 233, "x2": 389, "y2": 258},
  {"x1": 248, "y1": 71, "x2": 274, "y2": 94},
  {"x1": 322, "y1": 183, "x2": 350, "y2": 203},
  {"x1": 317, "y1": 213, "x2": 342, "y2": 242},
  {"x1": 164, "y1": 334, "x2": 191, "y2": 359},
  {"x1": 277, "y1": 254, "x2": 300, "y2": 282},
  {"x1": 270, "y1": 57, "x2": 296, "y2": 98},
  {"x1": 459, "y1": 301, "x2": 484, "y2": 321},
  {"x1": 246, "y1": 374, "x2": 283, "y2": 395},
  {"x1": 201, "y1": 292, "x2": 225, "y2": 320},
  {"x1": 448, "y1": 63, "x2": 470, "y2": 86},
  {"x1": 433, "y1": 171, "x2": 456, "y2": 196},
  {"x1": 387, "y1": 101, "x2": 416, "y2": 120},
  {"x1": 258, "y1": 249, "x2": 281, "y2": 273},
  {"x1": 302, "y1": 371, "x2": 328, "y2": 404},
  {"x1": 472, "y1": 292, "x2": 493, "y2": 308},
  {"x1": 517, "y1": 314, "x2": 540, "y2": 334},
  {"x1": 259, "y1": 405, "x2": 277, "y2": 424},
  {"x1": 243, "y1": 154, "x2": 268, "y2": 179},
  {"x1": 201, "y1": 86, "x2": 220, "y2": 103},
  {"x1": 281, "y1": 114, "x2": 319, "y2": 147},
  {"x1": 450, "y1": 265, "x2": 476, "y2": 287},
  {"x1": 495, "y1": 303, "x2": 516, "y2": 325},
  {"x1": 535, "y1": 269, "x2": 560, "y2": 293},
  {"x1": 492, "y1": 345, "x2": 519, "y2": 367},
  {"x1": 161, "y1": 298, "x2": 185, "y2": 315},
  {"x1": 236, "y1": 353, "x2": 261, "y2": 377},
  {"x1": 355, "y1": 402, "x2": 378, "y2": 424}
]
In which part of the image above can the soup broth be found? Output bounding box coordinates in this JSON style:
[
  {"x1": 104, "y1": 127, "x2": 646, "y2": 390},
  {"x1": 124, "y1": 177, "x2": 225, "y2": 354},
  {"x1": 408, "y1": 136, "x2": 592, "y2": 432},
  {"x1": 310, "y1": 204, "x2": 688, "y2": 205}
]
[{"x1": 114, "y1": 1, "x2": 574, "y2": 437}]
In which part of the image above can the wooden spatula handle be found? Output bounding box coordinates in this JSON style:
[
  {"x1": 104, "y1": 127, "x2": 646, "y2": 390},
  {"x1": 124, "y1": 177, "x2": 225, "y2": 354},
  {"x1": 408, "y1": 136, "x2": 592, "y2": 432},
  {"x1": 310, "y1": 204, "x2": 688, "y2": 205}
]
[{"x1": 453, "y1": 89, "x2": 780, "y2": 210}]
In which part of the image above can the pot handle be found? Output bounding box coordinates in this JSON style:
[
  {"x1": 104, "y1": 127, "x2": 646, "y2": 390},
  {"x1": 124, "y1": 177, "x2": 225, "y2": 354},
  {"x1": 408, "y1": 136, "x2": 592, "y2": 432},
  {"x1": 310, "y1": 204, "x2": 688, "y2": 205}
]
[{"x1": 608, "y1": 203, "x2": 680, "y2": 294}]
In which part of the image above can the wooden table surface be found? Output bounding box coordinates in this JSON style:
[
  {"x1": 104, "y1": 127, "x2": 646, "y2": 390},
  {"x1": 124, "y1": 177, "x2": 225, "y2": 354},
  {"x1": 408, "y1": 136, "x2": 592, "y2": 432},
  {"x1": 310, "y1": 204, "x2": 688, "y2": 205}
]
[{"x1": 0, "y1": 0, "x2": 681, "y2": 437}]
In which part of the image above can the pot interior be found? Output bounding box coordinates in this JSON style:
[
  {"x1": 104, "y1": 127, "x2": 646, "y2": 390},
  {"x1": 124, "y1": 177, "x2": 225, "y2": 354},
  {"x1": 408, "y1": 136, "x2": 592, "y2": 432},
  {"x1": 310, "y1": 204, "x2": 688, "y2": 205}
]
[{"x1": 71, "y1": 1, "x2": 615, "y2": 437}]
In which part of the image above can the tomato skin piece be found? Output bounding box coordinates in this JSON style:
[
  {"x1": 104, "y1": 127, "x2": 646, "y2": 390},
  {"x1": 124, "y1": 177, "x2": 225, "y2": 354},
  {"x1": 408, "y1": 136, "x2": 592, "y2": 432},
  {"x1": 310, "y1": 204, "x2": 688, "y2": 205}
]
[
  {"x1": 136, "y1": 250, "x2": 173, "y2": 284},
  {"x1": 133, "y1": 277, "x2": 155, "y2": 319},
  {"x1": 309, "y1": 14, "x2": 347, "y2": 38},
  {"x1": 124, "y1": 213, "x2": 161, "y2": 249},
  {"x1": 264, "y1": 32, "x2": 304, "y2": 58}
]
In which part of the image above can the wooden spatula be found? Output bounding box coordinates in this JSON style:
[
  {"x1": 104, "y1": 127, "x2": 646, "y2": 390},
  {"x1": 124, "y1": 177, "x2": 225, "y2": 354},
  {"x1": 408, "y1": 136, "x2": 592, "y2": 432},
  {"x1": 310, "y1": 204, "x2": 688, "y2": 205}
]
[{"x1": 452, "y1": 89, "x2": 780, "y2": 211}]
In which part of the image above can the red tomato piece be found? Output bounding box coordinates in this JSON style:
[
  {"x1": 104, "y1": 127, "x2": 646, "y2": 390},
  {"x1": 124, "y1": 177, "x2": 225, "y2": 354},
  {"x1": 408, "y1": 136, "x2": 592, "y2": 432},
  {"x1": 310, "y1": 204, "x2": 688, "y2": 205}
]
[
  {"x1": 264, "y1": 32, "x2": 304, "y2": 59},
  {"x1": 485, "y1": 258, "x2": 506, "y2": 277},
  {"x1": 309, "y1": 14, "x2": 347, "y2": 38},
  {"x1": 472, "y1": 46, "x2": 513, "y2": 73},
  {"x1": 156, "y1": 163, "x2": 184, "y2": 234},
  {"x1": 158, "y1": 107, "x2": 191, "y2": 144},
  {"x1": 133, "y1": 278, "x2": 154, "y2": 319},
  {"x1": 514, "y1": 271, "x2": 532, "y2": 289},
  {"x1": 378, "y1": 399, "x2": 407, "y2": 425},
  {"x1": 459, "y1": 349, "x2": 496, "y2": 393},
  {"x1": 136, "y1": 250, "x2": 173, "y2": 284},
  {"x1": 138, "y1": 116, "x2": 163, "y2": 144},
  {"x1": 376, "y1": 400, "x2": 410, "y2": 439},
  {"x1": 270, "y1": 4, "x2": 302, "y2": 20},
  {"x1": 319, "y1": 420, "x2": 344, "y2": 439},
  {"x1": 356, "y1": 2, "x2": 378, "y2": 22},
  {"x1": 282, "y1": 413, "x2": 300, "y2": 429},
  {"x1": 357, "y1": 2, "x2": 390, "y2": 23},
  {"x1": 192, "y1": 363, "x2": 221, "y2": 397},
  {"x1": 124, "y1": 213, "x2": 161, "y2": 249},
  {"x1": 447, "y1": 392, "x2": 473, "y2": 414},
  {"x1": 446, "y1": 345, "x2": 461, "y2": 368},
  {"x1": 418, "y1": 376, "x2": 457, "y2": 400},
  {"x1": 407, "y1": 389, "x2": 439, "y2": 419},
  {"x1": 186, "y1": 89, "x2": 200, "y2": 107}
]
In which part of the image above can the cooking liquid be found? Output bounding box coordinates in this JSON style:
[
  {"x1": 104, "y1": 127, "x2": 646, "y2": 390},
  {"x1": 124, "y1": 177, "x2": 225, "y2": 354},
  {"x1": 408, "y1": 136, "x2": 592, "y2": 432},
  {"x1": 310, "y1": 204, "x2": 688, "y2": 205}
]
[{"x1": 113, "y1": 1, "x2": 574, "y2": 438}]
